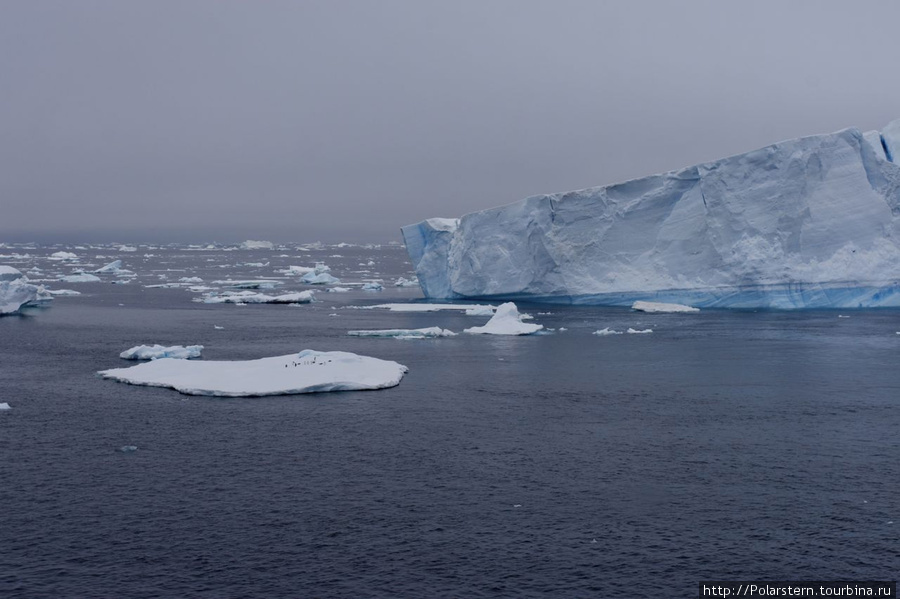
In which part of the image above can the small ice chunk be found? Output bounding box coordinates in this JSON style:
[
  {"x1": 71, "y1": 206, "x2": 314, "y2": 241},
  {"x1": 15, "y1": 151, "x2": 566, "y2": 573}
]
[
  {"x1": 44, "y1": 288, "x2": 81, "y2": 296},
  {"x1": 179, "y1": 277, "x2": 204, "y2": 283},
  {"x1": 301, "y1": 272, "x2": 340, "y2": 285},
  {"x1": 394, "y1": 277, "x2": 419, "y2": 287},
  {"x1": 120, "y1": 345, "x2": 204, "y2": 360},
  {"x1": 214, "y1": 325, "x2": 225, "y2": 330},
  {"x1": 627, "y1": 328, "x2": 653, "y2": 334},
  {"x1": 593, "y1": 327, "x2": 623, "y2": 336},
  {"x1": 60, "y1": 273, "x2": 102, "y2": 283},
  {"x1": 361, "y1": 282, "x2": 383, "y2": 291},
  {"x1": 465, "y1": 306, "x2": 495, "y2": 316},
  {"x1": 348, "y1": 327, "x2": 456, "y2": 339},
  {"x1": 119, "y1": 445, "x2": 138, "y2": 452},
  {"x1": 0, "y1": 403, "x2": 10, "y2": 410},
  {"x1": 463, "y1": 302, "x2": 543, "y2": 336},
  {"x1": 212, "y1": 279, "x2": 282, "y2": 289},
  {"x1": 118, "y1": 245, "x2": 137, "y2": 252},
  {"x1": 94, "y1": 260, "x2": 123, "y2": 273},
  {"x1": 326, "y1": 286, "x2": 351, "y2": 293},
  {"x1": 632, "y1": 301, "x2": 699, "y2": 313},
  {"x1": 49, "y1": 251, "x2": 78, "y2": 260},
  {"x1": 98, "y1": 349, "x2": 409, "y2": 396}
]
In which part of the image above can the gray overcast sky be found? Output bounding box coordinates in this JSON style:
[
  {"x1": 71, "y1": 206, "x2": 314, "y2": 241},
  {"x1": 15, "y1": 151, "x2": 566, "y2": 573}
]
[{"x1": 1, "y1": 1, "x2": 898, "y2": 243}]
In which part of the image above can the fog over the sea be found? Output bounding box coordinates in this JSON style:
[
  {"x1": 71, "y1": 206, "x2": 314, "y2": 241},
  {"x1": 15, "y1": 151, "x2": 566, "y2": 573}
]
[{"x1": 2, "y1": 1, "x2": 898, "y2": 243}]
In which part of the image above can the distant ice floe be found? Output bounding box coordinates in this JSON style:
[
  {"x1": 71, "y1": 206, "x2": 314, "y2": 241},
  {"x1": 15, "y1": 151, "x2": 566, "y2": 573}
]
[
  {"x1": 326, "y1": 286, "x2": 351, "y2": 293},
  {"x1": 60, "y1": 273, "x2": 102, "y2": 283},
  {"x1": 627, "y1": 328, "x2": 654, "y2": 334},
  {"x1": 239, "y1": 240, "x2": 274, "y2": 250},
  {"x1": 98, "y1": 349, "x2": 409, "y2": 396},
  {"x1": 212, "y1": 279, "x2": 282, "y2": 289},
  {"x1": 120, "y1": 345, "x2": 204, "y2": 360},
  {"x1": 49, "y1": 251, "x2": 78, "y2": 260},
  {"x1": 394, "y1": 277, "x2": 419, "y2": 287},
  {"x1": 179, "y1": 277, "x2": 204, "y2": 283},
  {"x1": 463, "y1": 302, "x2": 543, "y2": 336},
  {"x1": 632, "y1": 301, "x2": 699, "y2": 313},
  {"x1": 280, "y1": 265, "x2": 315, "y2": 276},
  {"x1": 94, "y1": 260, "x2": 124, "y2": 274},
  {"x1": 200, "y1": 290, "x2": 315, "y2": 304},
  {"x1": 348, "y1": 327, "x2": 456, "y2": 339},
  {"x1": 118, "y1": 245, "x2": 138, "y2": 252},
  {"x1": 465, "y1": 306, "x2": 495, "y2": 316},
  {"x1": 359, "y1": 303, "x2": 497, "y2": 313},
  {"x1": 300, "y1": 263, "x2": 340, "y2": 285},
  {"x1": 44, "y1": 288, "x2": 81, "y2": 296},
  {"x1": 361, "y1": 282, "x2": 383, "y2": 291},
  {"x1": 0, "y1": 403, "x2": 10, "y2": 410},
  {"x1": 593, "y1": 327, "x2": 624, "y2": 336}
]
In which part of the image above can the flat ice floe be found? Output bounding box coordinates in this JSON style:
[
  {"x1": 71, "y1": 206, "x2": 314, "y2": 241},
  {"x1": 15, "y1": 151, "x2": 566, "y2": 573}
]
[
  {"x1": 632, "y1": 301, "x2": 699, "y2": 313},
  {"x1": 348, "y1": 327, "x2": 456, "y2": 339},
  {"x1": 627, "y1": 328, "x2": 654, "y2": 334},
  {"x1": 463, "y1": 302, "x2": 543, "y2": 335},
  {"x1": 98, "y1": 349, "x2": 408, "y2": 396},
  {"x1": 360, "y1": 303, "x2": 497, "y2": 313},
  {"x1": 199, "y1": 290, "x2": 314, "y2": 304},
  {"x1": 0, "y1": 403, "x2": 10, "y2": 410},
  {"x1": 120, "y1": 345, "x2": 204, "y2": 360},
  {"x1": 212, "y1": 279, "x2": 282, "y2": 289},
  {"x1": 60, "y1": 273, "x2": 102, "y2": 283}
]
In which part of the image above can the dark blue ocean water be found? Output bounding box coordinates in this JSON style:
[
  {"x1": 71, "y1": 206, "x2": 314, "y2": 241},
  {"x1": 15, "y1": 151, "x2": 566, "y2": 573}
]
[{"x1": 2, "y1": 244, "x2": 899, "y2": 598}]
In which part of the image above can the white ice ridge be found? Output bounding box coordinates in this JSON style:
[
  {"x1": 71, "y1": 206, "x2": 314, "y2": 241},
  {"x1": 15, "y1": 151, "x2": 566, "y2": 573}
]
[
  {"x1": 403, "y1": 120, "x2": 900, "y2": 309},
  {"x1": 463, "y1": 302, "x2": 543, "y2": 335},
  {"x1": 98, "y1": 349, "x2": 408, "y2": 396},
  {"x1": 347, "y1": 327, "x2": 456, "y2": 339},
  {"x1": 632, "y1": 301, "x2": 699, "y2": 313},
  {"x1": 200, "y1": 290, "x2": 315, "y2": 304},
  {"x1": 120, "y1": 345, "x2": 204, "y2": 360},
  {"x1": 94, "y1": 259, "x2": 123, "y2": 273}
]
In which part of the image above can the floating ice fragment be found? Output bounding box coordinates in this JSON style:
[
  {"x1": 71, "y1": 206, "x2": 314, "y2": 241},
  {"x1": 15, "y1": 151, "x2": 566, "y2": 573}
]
[
  {"x1": 360, "y1": 303, "x2": 497, "y2": 313},
  {"x1": 632, "y1": 301, "x2": 699, "y2": 313},
  {"x1": 463, "y1": 302, "x2": 543, "y2": 335},
  {"x1": 361, "y1": 282, "x2": 383, "y2": 291},
  {"x1": 0, "y1": 403, "x2": 10, "y2": 410},
  {"x1": 348, "y1": 327, "x2": 456, "y2": 339},
  {"x1": 60, "y1": 273, "x2": 102, "y2": 283},
  {"x1": 465, "y1": 306, "x2": 495, "y2": 316},
  {"x1": 120, "y1": 345, "x2": 204, "y2": 360},
  {"x1": 119, "y1": 445, "x2": 138, "y2": 452},
  {"x1": 98, "y1": 350, "x2": 409, "y2": 396},
  {"x1": 593, "y1": 328, "x2": 623, "y2": 336},
  {"x1": 201, "y1": 290, "x2": 315, "y2": 304},
  {"x1": 627, "y1": 328, "x2": 654, "y2": 334}
]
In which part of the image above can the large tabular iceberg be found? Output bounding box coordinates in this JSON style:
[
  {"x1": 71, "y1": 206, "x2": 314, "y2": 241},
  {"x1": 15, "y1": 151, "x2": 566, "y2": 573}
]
[{"x1": 403, "y1": 120, "x2": 900, "y2": 309}]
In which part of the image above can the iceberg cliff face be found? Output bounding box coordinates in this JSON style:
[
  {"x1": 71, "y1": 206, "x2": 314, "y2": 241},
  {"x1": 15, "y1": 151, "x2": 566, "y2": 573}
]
[{"x1": 403, "y1": 121, "x2": 900, "y2": 309}]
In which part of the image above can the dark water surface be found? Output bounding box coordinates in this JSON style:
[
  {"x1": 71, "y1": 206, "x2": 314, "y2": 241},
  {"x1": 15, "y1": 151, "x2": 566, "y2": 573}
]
[{"x1": 2, "y1": 245, "x2": 899, "y2": 598}]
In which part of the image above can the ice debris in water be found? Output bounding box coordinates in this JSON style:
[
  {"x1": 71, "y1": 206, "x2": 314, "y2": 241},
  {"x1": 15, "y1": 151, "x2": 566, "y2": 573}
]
[
  {"x1": 463, "y1": 302, "x2": 543, "y2": 336},
  {"x1": 632, "y1": 301, "x2": 699, "y2": 313},
  {"x1": 627, "y1": 328, "x2": 654, "y2": 334},
  {"x1": 98, "y1": 349, "x2": 409, "y2": 397},
  {"x1": 347, "y1": 327, "x2": 456, "y2": 339},
  {"x1": 200, "y1": 290, "x2": 315, "y2": 304},
  {"x1": 0, "y1": 403, "x2": 11, "y2": 410},
  {"x1": 239, "y1": 240, "x2": 274, "y2": 250},
  {"x1": 120, "y1": 345, "x2": 204, "y2": 360},
  {"x1": 119, "y1": 445, "x2": 138, "y2": 453},
  {"x1": 361, "y1": 282, "x2": 383, "y2": 291},
  {"x1": 394, "y1": 277, "x2": 419, "y2": 287},
  {"x1": 593, "y1": 328, "x2": 623, "y2": 336}
]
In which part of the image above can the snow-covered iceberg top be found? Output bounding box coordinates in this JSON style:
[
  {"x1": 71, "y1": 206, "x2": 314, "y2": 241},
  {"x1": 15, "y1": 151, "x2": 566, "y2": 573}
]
[
  {"x1": 120, "y1": 345, "x2": 204, "y2": 360},
  {"x1": 98, "y1": 349, "x2": 408, "y2": 396},
  {"x1": 301, "y1": 272, "x2": 340, "y2": 285},
  {"x1": 0, "y1": 266, "x2": 23, "y2": 282},
  {"x1": 200, "y1": 290, "x2": 314, "y2": 304},
  {"x1": 348, "y1": 327, "x2": 456, "y2": 339},
  {"x1": 403, "y1": 120, "x2": 900, "y2": 309},
  {"x1": 463, "y1": 302, "x2": 543, "y2": 335},
  {"x1": 632, "y1": 301, "x2": 699, "y2": 313}
]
